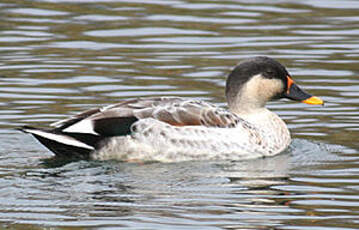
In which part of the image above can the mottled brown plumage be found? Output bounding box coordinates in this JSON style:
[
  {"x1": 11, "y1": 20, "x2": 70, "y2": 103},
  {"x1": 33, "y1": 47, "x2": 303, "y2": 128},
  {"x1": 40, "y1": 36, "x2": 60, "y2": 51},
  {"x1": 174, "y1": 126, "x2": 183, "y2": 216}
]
[{"x1": 53, "y1": 97, "x2": 241, "y2": 131}]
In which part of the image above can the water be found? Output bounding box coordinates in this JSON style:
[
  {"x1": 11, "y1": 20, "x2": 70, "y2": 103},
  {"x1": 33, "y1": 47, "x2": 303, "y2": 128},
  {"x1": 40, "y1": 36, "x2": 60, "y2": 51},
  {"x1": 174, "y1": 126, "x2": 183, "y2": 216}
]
[{"x1": 1, "y1": 0, "x2": 359, "y2": 229}]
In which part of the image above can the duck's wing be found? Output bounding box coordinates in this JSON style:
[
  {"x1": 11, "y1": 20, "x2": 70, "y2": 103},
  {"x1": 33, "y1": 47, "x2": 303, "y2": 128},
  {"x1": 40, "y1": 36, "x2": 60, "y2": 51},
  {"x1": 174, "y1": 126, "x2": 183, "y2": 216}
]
[
  {"x1": 49, "y1": 97, "x2": 183, "y2": 129},
  {"x1": 145, "y1": 99, "x2": 241, "y2": 128},
  {"x1": 53, "y1": 97, "x2": 241, "y2": 136}
]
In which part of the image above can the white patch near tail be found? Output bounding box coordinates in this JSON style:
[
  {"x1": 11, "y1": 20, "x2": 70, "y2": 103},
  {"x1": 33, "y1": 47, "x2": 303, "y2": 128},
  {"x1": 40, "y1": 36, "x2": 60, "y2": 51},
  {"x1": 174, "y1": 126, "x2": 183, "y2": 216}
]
[
  {"x1": 24, "y1": 128, "x2": 94, "y2": 150},
  {"x1": 63, "y1": 119, "x2": 98, "y2": 135}
]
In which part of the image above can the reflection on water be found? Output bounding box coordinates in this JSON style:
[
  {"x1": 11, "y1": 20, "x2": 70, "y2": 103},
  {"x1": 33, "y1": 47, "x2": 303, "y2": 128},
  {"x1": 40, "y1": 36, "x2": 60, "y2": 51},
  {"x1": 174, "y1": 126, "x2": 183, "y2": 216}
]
[{"x1": 0, "y1": 0, "x2": 359, "y2": 229}]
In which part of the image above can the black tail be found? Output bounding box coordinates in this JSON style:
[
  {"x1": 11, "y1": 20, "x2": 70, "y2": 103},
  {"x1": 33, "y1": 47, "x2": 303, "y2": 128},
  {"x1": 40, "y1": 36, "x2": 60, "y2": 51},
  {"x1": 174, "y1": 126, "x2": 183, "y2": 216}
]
[{"x1": 19, "y1": 126, "x2": 100, "y2": 159}]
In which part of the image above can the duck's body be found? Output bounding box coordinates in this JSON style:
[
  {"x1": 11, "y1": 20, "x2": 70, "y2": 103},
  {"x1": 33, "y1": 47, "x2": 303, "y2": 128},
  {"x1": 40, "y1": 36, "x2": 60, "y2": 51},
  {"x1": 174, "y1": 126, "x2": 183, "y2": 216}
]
[
  {"x1": 91, "y1": 98, "x2": 290, "y2": 162},
  {"x1": 20, "y1": 57, "x2": 323, "y2": 162}
]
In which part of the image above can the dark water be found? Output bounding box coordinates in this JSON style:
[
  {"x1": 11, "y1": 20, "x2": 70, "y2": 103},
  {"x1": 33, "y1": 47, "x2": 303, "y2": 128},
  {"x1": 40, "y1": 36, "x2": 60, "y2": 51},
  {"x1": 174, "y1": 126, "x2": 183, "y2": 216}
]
[{"x1": 1, "y1": 0, "x2": 359, "y2": 229}]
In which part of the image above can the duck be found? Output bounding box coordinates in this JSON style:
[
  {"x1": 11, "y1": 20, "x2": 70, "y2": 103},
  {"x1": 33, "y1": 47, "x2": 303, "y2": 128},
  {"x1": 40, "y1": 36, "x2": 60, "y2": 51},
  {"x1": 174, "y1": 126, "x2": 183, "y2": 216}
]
[{"x1": 20, "y1": 56, "x2": 323, "y2": 162}]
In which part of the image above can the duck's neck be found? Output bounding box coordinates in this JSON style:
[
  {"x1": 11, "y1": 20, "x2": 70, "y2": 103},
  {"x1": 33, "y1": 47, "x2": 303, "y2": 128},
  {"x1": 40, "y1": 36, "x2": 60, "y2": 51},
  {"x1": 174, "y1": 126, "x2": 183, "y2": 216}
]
[
  {"x1": 227, "y1": 89, "x2": 287, "y2": 133},
  {"x1": 227, "y1": 89, "x2": 267, "y2": 116},
  {"x1": 234, "y1": 107, "x2": 273, "y2": 125},
  {"x1": 229, "y1": 100, "x2": 282, "y2": 130},
  {"x1": 228, "y1": 101, "x2": 265, "y2": 115}
]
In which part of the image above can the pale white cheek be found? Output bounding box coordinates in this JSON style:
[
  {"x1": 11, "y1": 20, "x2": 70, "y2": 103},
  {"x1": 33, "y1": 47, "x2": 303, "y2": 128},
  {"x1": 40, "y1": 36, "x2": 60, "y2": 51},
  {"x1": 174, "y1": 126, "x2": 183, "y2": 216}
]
[{"x1": 258, "y1": 78, "x2": 284, "y2": 100}]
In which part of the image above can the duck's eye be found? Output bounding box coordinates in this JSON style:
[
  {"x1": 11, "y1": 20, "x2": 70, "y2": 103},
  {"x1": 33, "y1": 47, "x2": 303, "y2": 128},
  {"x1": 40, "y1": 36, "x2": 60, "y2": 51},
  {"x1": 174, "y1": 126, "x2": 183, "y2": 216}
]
[{"x1": 264, "y1": 70, "x2": 275, "y2": 78}]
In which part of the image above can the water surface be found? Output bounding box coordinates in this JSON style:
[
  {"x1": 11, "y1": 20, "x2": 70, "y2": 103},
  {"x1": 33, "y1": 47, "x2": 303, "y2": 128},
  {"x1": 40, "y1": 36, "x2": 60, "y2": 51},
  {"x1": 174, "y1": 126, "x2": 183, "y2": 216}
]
[{"x1": 1, "y1": 0, "x2": 359, "y2": 229}]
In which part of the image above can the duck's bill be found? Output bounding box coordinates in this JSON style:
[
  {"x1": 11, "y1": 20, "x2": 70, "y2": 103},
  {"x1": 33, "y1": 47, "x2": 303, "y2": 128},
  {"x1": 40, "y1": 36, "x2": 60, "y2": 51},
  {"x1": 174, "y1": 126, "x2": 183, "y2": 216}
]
[{"x1": 284, "y1": 76, "x2": 324, "y2": 105}]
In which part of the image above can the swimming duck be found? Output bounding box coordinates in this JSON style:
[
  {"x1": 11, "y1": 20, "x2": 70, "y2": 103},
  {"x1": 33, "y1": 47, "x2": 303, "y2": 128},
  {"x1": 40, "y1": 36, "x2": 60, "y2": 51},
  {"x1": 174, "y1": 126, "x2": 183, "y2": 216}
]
[{"x1": 20, "y1": 56, "x2": 323, "y2": 162}]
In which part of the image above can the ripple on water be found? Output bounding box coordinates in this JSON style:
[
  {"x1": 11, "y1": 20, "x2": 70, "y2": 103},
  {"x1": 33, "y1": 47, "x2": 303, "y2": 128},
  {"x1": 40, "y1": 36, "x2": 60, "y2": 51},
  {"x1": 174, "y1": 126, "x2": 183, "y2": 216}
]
[
  {"x1": 85, "y1": 27, "x2": 216, "y2": 37},
  {"x1": 7, "y1": 8, "x2": 69, "y2": 16}
]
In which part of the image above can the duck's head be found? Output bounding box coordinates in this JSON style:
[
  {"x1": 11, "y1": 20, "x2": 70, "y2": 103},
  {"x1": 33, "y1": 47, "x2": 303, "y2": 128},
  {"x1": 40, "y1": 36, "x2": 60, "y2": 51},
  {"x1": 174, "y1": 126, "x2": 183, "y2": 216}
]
[{"x1": 225, "y1": 56, "x2": 323, "y2": 113}]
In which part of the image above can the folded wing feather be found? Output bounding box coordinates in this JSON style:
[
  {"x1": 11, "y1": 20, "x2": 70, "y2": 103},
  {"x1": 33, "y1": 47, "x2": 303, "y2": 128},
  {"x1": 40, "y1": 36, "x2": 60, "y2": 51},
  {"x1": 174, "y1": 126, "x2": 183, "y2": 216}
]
[{"x1": 54, "y1": 97, "x2": 241, "y2": 137}]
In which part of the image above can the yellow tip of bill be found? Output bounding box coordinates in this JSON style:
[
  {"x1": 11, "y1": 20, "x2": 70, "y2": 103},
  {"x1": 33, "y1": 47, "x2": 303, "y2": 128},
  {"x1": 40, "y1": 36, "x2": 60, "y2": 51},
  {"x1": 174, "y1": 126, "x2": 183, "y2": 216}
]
[{"x1": 302, "y1": 96, "x2": 324, "y2": 105}]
